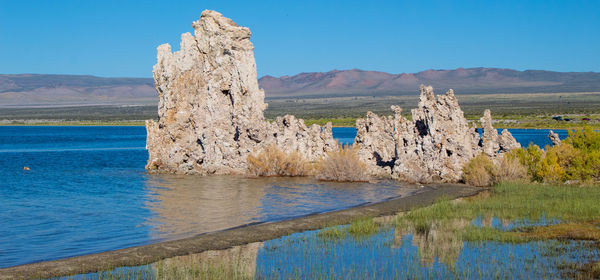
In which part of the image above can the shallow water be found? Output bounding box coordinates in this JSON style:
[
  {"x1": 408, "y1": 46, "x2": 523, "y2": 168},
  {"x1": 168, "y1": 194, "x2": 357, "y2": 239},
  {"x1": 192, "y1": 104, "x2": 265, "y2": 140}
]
[
  {"x1": 253, "y1": 228, "x2": 600, "y2": 279},
  {"x1": 0, "y1": 126, "x2": 413, "y2": 268},
  {"x1": 0, "y1": 126, "x2": 568, "y2": 268},
  {"x1": 70, "y1": 226, "x2": 600, "y2": 280}
]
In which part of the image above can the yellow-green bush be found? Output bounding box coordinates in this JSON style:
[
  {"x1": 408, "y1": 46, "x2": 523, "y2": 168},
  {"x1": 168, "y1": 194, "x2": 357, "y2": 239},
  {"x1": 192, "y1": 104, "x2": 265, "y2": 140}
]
[
  {"x1": 512, "y1": 143, "x2": 544, "y2": 180},
  {"x1": 563, "y1": 127, "x2": 600, "y2": 181},
  {"x1": 462, "y1": 153, "x2": 497, "y2": 187},
  {"x1": 512, "y1": 127, "x2": 600, "y2": 183}
]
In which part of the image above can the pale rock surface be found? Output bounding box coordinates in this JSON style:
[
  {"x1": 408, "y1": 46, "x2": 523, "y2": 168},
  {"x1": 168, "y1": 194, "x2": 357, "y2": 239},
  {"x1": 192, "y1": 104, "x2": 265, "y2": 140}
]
[
  {"x1": 548, "y1": 130, "x2": 561, "y2": 146},
  {"x1": 480, "y1": 109, "x2": 521, "y2": 154},
  {"x1": 355, "y1": 85, "x2": 520, "y2": 183},
  {"x1": 354, "y1": 112, "x2": 397, "y2": 175},
  {"x1": 146, "y1": 11, "x2": 519, "y2": 183},
  {"x1": 146, "y1": 11, "x2": 335, "y2": 174},
  {"x1": 265, "y1": 115, "x2": 337, "y2": 161}
]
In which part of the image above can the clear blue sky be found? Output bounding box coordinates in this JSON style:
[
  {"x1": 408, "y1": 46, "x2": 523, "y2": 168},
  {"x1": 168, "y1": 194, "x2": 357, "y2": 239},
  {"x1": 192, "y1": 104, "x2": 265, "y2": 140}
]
[{"x1": 1, "y1": 0, "x2": 598, "y2": 78}]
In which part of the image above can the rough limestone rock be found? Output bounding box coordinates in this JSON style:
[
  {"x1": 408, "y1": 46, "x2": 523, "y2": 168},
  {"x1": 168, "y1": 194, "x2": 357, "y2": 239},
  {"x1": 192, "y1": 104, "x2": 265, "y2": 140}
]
[
  {"x1": 146, "y1": 11, "x2": 335, "y2": 174},
  {"x1": 265, "y1": 115, "x2": 337, "y2": 161},
  {"x1": 355, "y1": 85, "x2": 520, "y2": 183},
  {"x1": 548, "y1": 130, "x2": 561, "y2": 146},
  {"x1": 480, "y1": 109, "x2": 521, "y2": 154},
  {"x1": 354, "y1": 111, "x2": 397, "y2": 175}
]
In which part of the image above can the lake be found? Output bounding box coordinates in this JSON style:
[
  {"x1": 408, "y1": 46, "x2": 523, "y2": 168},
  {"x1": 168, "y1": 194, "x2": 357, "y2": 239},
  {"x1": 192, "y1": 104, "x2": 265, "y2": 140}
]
[{"x1": 0, "y1": 126, "x2": 568, "y2": 268}]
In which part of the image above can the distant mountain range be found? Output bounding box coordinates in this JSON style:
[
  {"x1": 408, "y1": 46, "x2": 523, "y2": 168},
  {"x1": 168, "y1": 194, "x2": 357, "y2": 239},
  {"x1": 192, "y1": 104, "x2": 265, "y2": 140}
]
[
  {"x1": 260, "y1": 68, "x2": 600, "y2": 97},
  {"x1": 0, "y1": 74, "x2": 156, "y2": 107},
  {"x1": 2, "y1": 68, "x2": 600, "y2": 106}
]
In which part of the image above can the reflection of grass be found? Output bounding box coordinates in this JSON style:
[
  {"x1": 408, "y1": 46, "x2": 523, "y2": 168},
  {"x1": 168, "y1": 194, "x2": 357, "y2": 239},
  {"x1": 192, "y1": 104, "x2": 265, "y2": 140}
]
[
  {"x1": 317, "y1": 225, "x2": 347, "y2": 240},
  {"x1": 392, "y1": 182, "x2": 600, "y2": 277},
  {"x1": 59, "y1": 182, "x2": 600, "y2": 279},
  {"x1": 154, "y1": 257, "x2": 253, "y2": 280},
  {"x1": 60, "y1": 245, "x2": 258, "y2": 280},
  {"x1": 58, "y1": 266, "x2": 154, "y2": 280}
]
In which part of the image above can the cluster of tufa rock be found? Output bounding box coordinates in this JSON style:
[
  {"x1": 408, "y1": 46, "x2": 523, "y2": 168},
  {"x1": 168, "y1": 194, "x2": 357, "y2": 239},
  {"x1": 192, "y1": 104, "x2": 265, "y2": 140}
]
[
  {"x1": 146, "y1": 10, "x2": 521, "y2": 183},
  {"x1": 548, "y1": 130, "x2": 561, "y2": 146},
  {"x1": 354, "y1": 86, "x2": 520, "y2": 183},
  {"x1": 145, "y1": 10, "x2": 336, "y2": 175}
]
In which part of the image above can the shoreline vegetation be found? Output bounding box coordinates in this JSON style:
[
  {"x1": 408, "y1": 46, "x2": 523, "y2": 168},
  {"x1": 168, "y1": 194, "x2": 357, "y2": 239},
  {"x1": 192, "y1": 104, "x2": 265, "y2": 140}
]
[
  {"x1": 17, "y1": 182, "x2": 600, "y2": 279},
  {"x1": 1, "y1": 91, "x2": 599, "y2": 129},
  {"x1": 0, "y1": 184, "x2": 482, "y2": 279},
  {"x1": 1, "y1": 115, "x2": 599, "y2": 129}
]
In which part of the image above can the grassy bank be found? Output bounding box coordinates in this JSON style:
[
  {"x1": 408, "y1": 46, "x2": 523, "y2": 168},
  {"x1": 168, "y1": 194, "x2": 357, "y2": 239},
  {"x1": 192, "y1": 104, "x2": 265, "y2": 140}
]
[
  {"x1": 57, "y1": 181, "x2": 600, "y2": 279},
  {"x1": 397, "y1": 182, "x2": 600, "y2": 242}
]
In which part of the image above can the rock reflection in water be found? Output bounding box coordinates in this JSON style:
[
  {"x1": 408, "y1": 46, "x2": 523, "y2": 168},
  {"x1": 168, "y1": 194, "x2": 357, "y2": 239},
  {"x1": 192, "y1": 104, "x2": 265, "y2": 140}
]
[
  {"x1": 144, "y1": 175, "x2": 265, "y2": 240},
  {"x1": 394, "y1": 218, "x2": 468, "y2": 267},
  {"x1": 143, "y1": 175, "x2": 420, "y2": 240},
  {"x1": 155, "y1": 242, "x2": 263, "y2": 279},
  {"x1": 251, "y1": 226, "x2": 600, "y2": 279}
]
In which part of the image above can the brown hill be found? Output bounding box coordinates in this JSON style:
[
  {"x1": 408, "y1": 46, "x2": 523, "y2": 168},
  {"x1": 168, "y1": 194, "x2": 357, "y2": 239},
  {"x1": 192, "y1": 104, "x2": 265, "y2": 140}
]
[
  {"x1": 0, "y1": 74, "x2": 156, "y2": 107},
  {"x1": 259, "y1": 68, "x2": 600, "y2": 98},
  {"x1": 2, "y1": 68, "x2": 600, "y2": 106}
]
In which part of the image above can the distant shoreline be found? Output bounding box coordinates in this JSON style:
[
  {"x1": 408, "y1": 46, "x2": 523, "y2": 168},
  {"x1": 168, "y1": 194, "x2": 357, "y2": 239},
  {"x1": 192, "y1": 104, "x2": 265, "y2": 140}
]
[{"x1": 0, "y1": 121, "x2": 597, "y2": 130}]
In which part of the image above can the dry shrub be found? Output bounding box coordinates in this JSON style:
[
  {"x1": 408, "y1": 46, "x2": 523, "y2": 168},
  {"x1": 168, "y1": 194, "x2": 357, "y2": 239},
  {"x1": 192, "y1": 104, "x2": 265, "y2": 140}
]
[
  {"x1": 462, "y1": 153, "x2": 497, "y2": 187},
  {"x1": 246, "y1": 144, "x2": 312, "y2": 177},
  {"x1": 495, "y1": 153, "x2": 529, "y2": 182},
  {"x1": 315, "y1": 144, "x2": 370, "y2": 182}
]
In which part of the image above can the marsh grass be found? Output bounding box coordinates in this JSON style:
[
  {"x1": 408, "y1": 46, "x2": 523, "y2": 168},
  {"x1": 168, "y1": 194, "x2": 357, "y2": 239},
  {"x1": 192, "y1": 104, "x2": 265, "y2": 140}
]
[
  {"x1": 519, "y1": 222, "x2": 600, "y2": 241},
  {"x1": 315, "y1": 144, "x2": 370, "y2": 182},
  {"x1": 495, "y1": 153, "x2": 529, "y2": 182},
  {"x1": 57, "y1": 182, "x2": 600, "y2": 280},
  {"x1": 347, "y1": 219, "x2": 381, "y2": 238},
  {"x1": 396, "y1": 182, "x2": 600, "y2": 244},
  {"x1": 317, "y1": 225, "x2": 347, "y2": 240},
  {"x1": 463, "y1": 226, "x2": 528, "y2": 243},
  {"x1": 317, "y1": 219, "x2": 383, "y2": 241},
  {"x1": 246, "y1": 144, "x2": 313, "y2": 177}
]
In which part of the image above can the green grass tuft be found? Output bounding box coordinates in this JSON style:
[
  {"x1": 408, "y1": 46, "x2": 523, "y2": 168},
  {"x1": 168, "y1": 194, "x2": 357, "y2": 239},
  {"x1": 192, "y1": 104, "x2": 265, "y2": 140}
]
[{"x1": 347, "y1": 219, "x2": 380, "y2": 238}]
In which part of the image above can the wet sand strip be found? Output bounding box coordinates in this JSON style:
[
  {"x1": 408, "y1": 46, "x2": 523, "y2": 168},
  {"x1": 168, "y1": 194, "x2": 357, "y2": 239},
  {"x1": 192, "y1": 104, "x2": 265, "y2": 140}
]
[{"x1": 0, "y1": 183, "x2": 482, "y2": 279}]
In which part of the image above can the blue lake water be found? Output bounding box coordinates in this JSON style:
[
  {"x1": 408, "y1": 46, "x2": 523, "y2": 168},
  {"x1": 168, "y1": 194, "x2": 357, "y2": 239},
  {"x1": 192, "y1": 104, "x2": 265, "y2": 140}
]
[
  {"x1": 73, "y1": 227, "x2": 600, "y2": 279},
  {"x1": 0, "y1": 126, "x2": 569, "y2": 268},
  {"x1": 253, "y1": 227, "x2": 600, "y2": 279}
]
